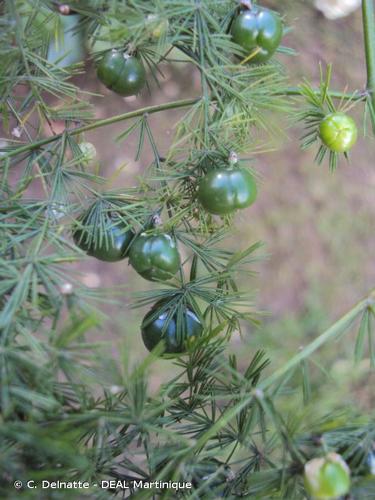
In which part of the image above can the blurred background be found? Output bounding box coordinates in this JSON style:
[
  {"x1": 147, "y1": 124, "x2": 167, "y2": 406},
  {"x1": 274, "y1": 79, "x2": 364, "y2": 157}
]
[{"x1": 43, "y1": 1, "x2": 375, "y2": 416}]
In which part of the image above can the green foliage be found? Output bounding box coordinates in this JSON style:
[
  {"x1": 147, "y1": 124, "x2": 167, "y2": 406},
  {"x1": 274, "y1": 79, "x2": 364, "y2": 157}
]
[
  {"x1": 297, "y1": 64, "x2": 362, "y2": 171},
  {"x1": 0, "y1": 0, "x2": 375, "y2": 498}
]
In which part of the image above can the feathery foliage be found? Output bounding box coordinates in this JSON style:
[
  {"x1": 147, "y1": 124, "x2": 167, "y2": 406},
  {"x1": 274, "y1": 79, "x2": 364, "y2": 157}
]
[{"x1": 0, "y1": 0, "x2": 375, "y2": 498}]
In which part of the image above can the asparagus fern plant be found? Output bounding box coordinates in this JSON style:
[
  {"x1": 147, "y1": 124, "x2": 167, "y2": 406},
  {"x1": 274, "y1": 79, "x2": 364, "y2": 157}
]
[{"x1": 0, "y1": 0, "x2": 374, "y2": 498}]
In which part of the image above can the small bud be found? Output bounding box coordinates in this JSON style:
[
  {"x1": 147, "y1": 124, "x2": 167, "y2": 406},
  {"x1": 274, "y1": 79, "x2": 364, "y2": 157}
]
[
  {"x1": 58, "y1": 4, "x2": 71, "y2": 15},
  {"x1": 229, "y1": 151, "x2": 238, "y2": 165},
  {"x1": 152, "y1": 214, "x2": 162, "y2": 226},
  {"x1": 253, "y1": 388, "x2": 264, "y2": 399},
  {"x1": 11, "y1": 127, "x2": 22, "y2": 138},
  {"x1": 240, "y1": 0, "x2": 253, "y2": 10}
]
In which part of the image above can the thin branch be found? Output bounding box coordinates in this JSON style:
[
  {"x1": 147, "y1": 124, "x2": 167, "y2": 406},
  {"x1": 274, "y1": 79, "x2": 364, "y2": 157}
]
[
  {"x1": 2, "y1": 98, "x2": 201, "y2": 160},
  {"x1": 2, "y1": 88, "x2": 366, "y2": 163},
  {"x1": 169, "y1": 289, "x2": 375, "y2": 455},
  {"x1": 279, "y1": 87, "x2": 367, "y2": 101},
  {"x1": 362, "y1": 0, "x2": 375, "y2": 129},
  {"x1": 259, "y1": 290, "x2": 375, "y2": 391},
  {"x1": 362, "y1": 0, "x2": 375, "y2": 97}
]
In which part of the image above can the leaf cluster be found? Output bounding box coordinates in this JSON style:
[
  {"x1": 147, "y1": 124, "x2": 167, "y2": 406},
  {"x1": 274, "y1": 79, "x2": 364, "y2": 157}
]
[{"x1": 0, "y1": 1, "x2": 374, "y2": 499}]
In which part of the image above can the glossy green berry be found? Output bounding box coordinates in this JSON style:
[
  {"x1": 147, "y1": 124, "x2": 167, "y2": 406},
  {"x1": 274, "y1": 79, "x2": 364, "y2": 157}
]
[
  {"x1": 129, "y1": 233, "x2": 180, "y2": 281},
  {"x1": 197, "y1": 167, "x2": 257, "y2": 216},
  {"x1": 73, "y1": 210, "x2": 134, "y2": 262},
  {"x1": 231, "y1": 5, "x2": 283, "y2": 64},
  {"x1": 319, "y1": 112, "x2": 358, "y2": 153},
  {"x1": 304, "y1": 453, "x2": 351, "y2": 500},
  {"x1": 141, "y1": 300, "x2": 203, "y2": 355},
  {"x1": 97, "y1": 51, "x2": 146, "y2": 97}
]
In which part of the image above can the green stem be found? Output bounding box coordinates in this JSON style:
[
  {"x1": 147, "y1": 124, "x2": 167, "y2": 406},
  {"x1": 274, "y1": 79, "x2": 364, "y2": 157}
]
[
  {"x1": 2, "y1": 89, "x2": 365, "y2": 163},
  {"x1": 362, "y1": 0, "x2": 375, "y2": 109},
  {"x1": 2, "y1": 98, "x2": 200, "y2": 160},
  {"x1": 259, "y1": 290, "x2": 375, "y2": 391},
  {"x1": 182, "y1": 290, "x2": 375, "y2": 454},
  {"x1": 279, "y1": 87, "x2": 367, "y2": 101}
]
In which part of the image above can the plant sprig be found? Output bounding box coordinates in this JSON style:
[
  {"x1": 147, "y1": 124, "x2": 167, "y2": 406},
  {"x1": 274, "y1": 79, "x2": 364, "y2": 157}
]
[{"x1": 298, "y1": 64, "x2": 361, "y2": 171}]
